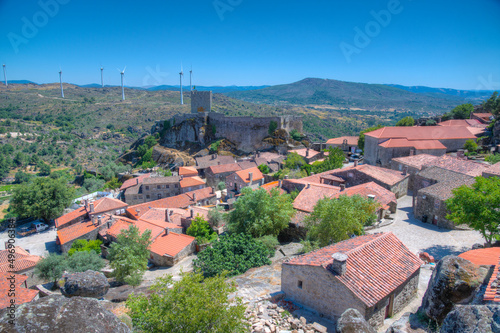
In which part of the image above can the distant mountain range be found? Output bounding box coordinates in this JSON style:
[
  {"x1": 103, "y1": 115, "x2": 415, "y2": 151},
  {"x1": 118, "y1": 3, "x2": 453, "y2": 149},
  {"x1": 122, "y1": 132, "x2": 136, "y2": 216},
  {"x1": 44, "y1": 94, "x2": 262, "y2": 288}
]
[{"x1": 77, "y1": 83, "x2": 269, "y2": 93}]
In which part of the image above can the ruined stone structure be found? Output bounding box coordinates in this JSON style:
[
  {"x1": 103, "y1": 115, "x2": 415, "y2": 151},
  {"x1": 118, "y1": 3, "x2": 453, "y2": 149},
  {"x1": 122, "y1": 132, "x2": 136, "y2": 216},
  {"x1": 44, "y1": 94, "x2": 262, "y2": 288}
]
[
  {"x1": 191, "y1": 90, "x2": 212, "y2": 113},
  {"x1": 153, "y1": 110, "x2": 302, "y2": 153}
]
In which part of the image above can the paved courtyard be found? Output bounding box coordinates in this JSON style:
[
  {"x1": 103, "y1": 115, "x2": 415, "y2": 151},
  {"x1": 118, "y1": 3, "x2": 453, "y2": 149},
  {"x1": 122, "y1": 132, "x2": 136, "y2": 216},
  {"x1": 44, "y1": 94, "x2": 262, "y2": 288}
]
[
  {"x1": 367, "y1": 194, "x2": 485, "y2": 260},
  {"x1": 0, "y1": 225, "x2": 57, "y2": 257}
]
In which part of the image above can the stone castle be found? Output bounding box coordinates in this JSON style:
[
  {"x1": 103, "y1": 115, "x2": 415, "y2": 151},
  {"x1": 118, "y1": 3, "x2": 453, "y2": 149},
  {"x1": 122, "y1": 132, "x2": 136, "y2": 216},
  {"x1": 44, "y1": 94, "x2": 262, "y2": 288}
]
[{"x1": 153, "y1": 91, "x2": 302, "y2": 152}]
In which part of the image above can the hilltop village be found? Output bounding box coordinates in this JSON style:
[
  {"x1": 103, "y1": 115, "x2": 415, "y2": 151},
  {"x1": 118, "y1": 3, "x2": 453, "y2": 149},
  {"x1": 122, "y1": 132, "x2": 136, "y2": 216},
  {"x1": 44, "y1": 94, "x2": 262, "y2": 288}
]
[{"x1": 1, "y1": 90, "x2": 500, "y2": 333}]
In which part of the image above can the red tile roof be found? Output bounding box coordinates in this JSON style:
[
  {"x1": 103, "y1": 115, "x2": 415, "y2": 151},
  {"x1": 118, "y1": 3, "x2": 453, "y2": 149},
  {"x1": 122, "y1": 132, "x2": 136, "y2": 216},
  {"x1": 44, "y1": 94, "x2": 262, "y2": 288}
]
[
  {"x1": 293, "y1": 184, "x2": 341, "y2": 212},
  {"x1": 57, "y1": 220, "x2": 97, "y2": 245},
  {"x1": 119, "y1": 173, "x2": 151, "y2": 191},
  {"x1": 291, "y1": 148, "x2": 321, "y2": 159},
  {"x1": 392, "y1": 154, "x2": 489, "y2": 177},
  {"x1": 208, "y1": 163, "x2": 242, "y2": 175},
  {"x1": 285, "y1": 232, "x2": 422, "y2": 307},
  {"x1": 180, "y1": 176, "x2": 206, "y2": 188},
  {"x1": 438, "y1": 119, "x2": 484, "y2": 127},
  {"x1": 326, "y1": 136, "x2": 359, "y2": 146},
  {"x1": 331, "y1": 182, "x2": 396, "y2": 210},
  {"x1": 106, "y1": 216, "x2": 165, "y2": 240},
  {"x1": 92, "y1": 197, "x2": 128, "y2": 215},
  {"x1": 378, "y1": 138, "x2": 446, "y2": 150},
  {"x1": 234, "y1": 167, "x2": 264, "y2": 184},
  {"x1": 365, "y1": 126, "x2": 477, "y2": 140},
  {"x1": 458, "y1": 247, "x2": 500, "y2": 266},
  {"x1": 179, "y1": 166, "x2": 198, "y2": 177},
  {"x1": 126, "y1": 187, "x2": 216, "y2": 219},
  {"x1": 0, "y1": 272, "x2": 39, "y2": 309},
  {"x1": 55, "y1": 206, "x2": 87, "y2": 228},
  {"x1": 260, "y1": 181, "x2": 286, "y2": 195},
  {"x1": 0, "y1": 247, "x2": 41, "y2": 273},
  {"x1": 150, "y1": 232, "x2": 195, "y2": 257}
]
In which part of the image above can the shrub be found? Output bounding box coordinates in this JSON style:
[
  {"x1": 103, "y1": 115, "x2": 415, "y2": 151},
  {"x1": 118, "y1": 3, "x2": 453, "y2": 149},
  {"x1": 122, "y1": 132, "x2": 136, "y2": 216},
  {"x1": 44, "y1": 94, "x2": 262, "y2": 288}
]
[
  {"x1": 268, "y1": 121, "x2": 278, "y2": 136},
  {"x1": 257, "y1": 235, "x2": 280, "y2": 257},
  {"x1": 186, "y1": 216, "x2": 217, "y2": 245},
  {"x1": 68, "y1": 239, "x2": 103, "y2": 256},
  {"x1": 258, "y1": 164, "x2": 271, "y2": 174}
]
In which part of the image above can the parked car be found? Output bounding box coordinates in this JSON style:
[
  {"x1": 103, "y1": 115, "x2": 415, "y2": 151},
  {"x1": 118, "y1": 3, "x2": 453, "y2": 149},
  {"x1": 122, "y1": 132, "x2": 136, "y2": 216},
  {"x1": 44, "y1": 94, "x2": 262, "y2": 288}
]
[
  {"x1": 18, "y1": 221, "x2": 49, "y2": 237},
  {"x1": 349, "y1": 154, "x2": 361, "y2": 162},
  {"x1": 32, "y1": 222, "x2": 49, "y2": 232}
]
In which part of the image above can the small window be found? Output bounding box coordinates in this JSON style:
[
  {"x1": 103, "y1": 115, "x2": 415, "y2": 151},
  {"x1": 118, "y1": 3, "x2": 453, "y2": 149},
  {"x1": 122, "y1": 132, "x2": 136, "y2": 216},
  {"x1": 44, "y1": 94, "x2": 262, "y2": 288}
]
[
  {"x1": 145, "y1": 185, "x2": 150, "y2": 191},
  {"x1": 157, "y1": 194, "x2": 162, "y2": 199},
  {"x1": 175, "y1": 184, "x2": 178, "y2": 188},
  {"x1": 157, "y1": 185, "x2": 161, "y2": 189},
  {"x1": 298, "y1": 280, "x2": 303, "y2": 289},
  {"x1": 146, "y1": 195, "x2": 150, "y2": 199},
  {"x1": 166, "y1": 185, "x2": 170, "y2": 189}
]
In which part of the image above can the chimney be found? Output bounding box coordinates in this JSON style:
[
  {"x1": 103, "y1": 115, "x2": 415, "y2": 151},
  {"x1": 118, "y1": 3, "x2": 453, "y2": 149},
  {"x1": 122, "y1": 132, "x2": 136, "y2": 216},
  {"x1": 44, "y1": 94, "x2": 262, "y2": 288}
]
[
  {"x1": 354, "y1": 160, "x2": 358, "y2": 167},
  {"x1": 340, "y1": 184, "x2": 345, "y2": 191},
  {"x1": 211, "y1": 186, "x2": 215, "y2": 194},
  {"x1": 97, "y1": 215, "x2": 102, "y2": 226},
  {"x1": 91, "y1": 215, "x2": 97, "y2": 225},
  {"x1": 249, "y1": 172, "x2": 253, "y2": 184},
  {"x1": 165, "y1": 228, "x2": 169, "y2": 235},
  {"x1": 84, "y1": 199, "x2": 88, "y2": 210},
  {"x1": 306, "y1": 148, "x2": 309, "y2": 157},
  {"x1": 190, "y1": 208, "x2": 194, "y2": 218},
  {"x1": 306, "y1": 183, "x2": 310, "y2": 189},
  {"x1": 311, "y1": 172, "x2": 314, "y2": 176},
  {"x1": 89, "y1": 203, "x2": 95, "y2": 213},
  {"x1": 368, "y1": 194, "x2": 376, "y2": 201},
  {"x1": 166, "y1": 209, "x2": 171, "y2": 222},
  {"x1": 193, "y1": 193, "x2": 197, "y2": 202},
  {"x1": 402, "y1": 166, "x2": 408, "y2": 176},
  {"x1": 330, "y1": 253, "x2": 348, "y2": 275},
  {"x1": 409, "y1": 149, "x2": 415, "y2": 156},
  {"x1": 180, "y1": 175, "x2": 184, "y2": 180},
  {"x1": 212, "y1": 154, "x2": 216, "y2": 160}
]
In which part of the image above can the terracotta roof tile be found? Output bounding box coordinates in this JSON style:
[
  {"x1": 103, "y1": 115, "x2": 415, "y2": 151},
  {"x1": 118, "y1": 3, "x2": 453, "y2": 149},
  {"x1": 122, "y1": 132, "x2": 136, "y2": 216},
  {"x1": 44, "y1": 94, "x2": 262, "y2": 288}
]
[
  {"x1": 293, "y1": 184, "x2": 341, "y2": 212},
  {"x1": 290, "y1": 149, "x2": 321, "y2": 159},
  {"x1": 208, "y1": 163, "x2": 242, "y2": 175},
  {"x1": 365, "y1": 126, "x2": 477, "y2": 140},
  {"x1": 150, "y1": 232, "x2": 195, "y2": 257},
  {"x1": 55, "y1": 206, "x2": 87, "y2": 228},
  {"x1": 331, "y1": 182, "x2": 396, "y2": 210},
  {"x1": 0, "y1": 272, "x2": 39, "y2": 309},
  {"x1": 92, "y1": 197, "x2": 128, "y2": 215},
  {"x1": 379, "y1": 138, "x2": 446, "y2": 150},
  {"x1": 458, "y1": 247, "x2": 500, "y2": 266},
  {"x1": 234, "y1": 167, "x2": 264, "y2": 184},
  {"x1": 57, "y1": 220, "x2": 97, "y2": 245},
  {"x1": 392, "y1": 154, "x2": 489, "y2": 177},
  {"x1": 106, "y1": 216, "x2": 165, "y2": 240},
  {"x1": 285, "y1": 233, "x2": 422, "y2": 307},
  {"x1": 326, "y1": 136, "x2": 359, "y2": 146},
  {"x1": 180, "y1": 176, "x2": 206, "y2": 188},
  {"x1": 119, "y1": 173, "x2": 151, "y2": 191},
  {"x1": 260, "y1": 181, "x2": 286, "y2": 195},
  {"x1": 178, "y1": 166, "x2": 198, "y2": 177},
  {"x1": 195, "y1": 154, "x2": 235, "y2": 169},
  {"x1": 0, "y1": 247, "x2": 41, "y2": 273}
]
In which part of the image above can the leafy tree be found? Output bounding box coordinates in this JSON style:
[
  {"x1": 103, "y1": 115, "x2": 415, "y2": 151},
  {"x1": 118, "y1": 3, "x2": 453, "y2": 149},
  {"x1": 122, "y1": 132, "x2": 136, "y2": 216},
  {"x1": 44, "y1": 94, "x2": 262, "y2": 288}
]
[
  {"x1": 11, "y1": 177, "x2": 75, "y2": 222},
  {"x1": 38, "y1": 162, "x2": 51, "y2": 176},
  {"x1": 396, "y1": 116, "x2": 415, "y2": 126},
  {"x1": 13, "y1": 152, "x2": 28, "y2": 167},
  {"x1": 104, "y1": 177, "x2": 122, "y2": 190},
  {"x1": 83, "y1": 177, "x2": 106, "y2": 193},
  {"x1": 268, "y1": 120, "x2": 278, "y2": 136},
  {"x1": 446, "y1": 177, "x2": 500, "y2": 245},
  {"x1": 311, "y1": 147, "x2": 344, "y2": 174},
  {"x1": 136, "y1": 144, "x2": 148, "y2": 158},
  {"x1": 485, "y1": 154, "x2": 500, "y2": 164},
  {"x1": 442, "y1": 103, "x2": 474, "y2": 120},
  {"x1": 207, "y1": 205, "x2": 226, "y2": 228},
  {"x1": 35, "y1": 253, "x2": 67, "y2": 282},
  {"x1": 483, "y1": 91, "x2": 500, "y2": 115},
  {"x1": 227, "y1": 187, "x2": 295, "y2": 237},
  {"x1": 108, "y1": 225, "x2": 152, "y2": 286},
  {"x1": 144, "y1": 135, "x2": 158, "y2": 149},
  {"x1": 2, "y1": 144, "x2": 14, "y2": 155},
  {"x1": 193, "y1": 233, "x2": 271, "y2": 277},
  {"x1": 285, "y1": 152, "x2": 306, "y2": 170},
  {"x1": 258, "y1": 164, "x2": 271, "y2": 174},
  {"x1": 217, "y1": 181, "x2": 226, "y2": 190},
  {"x1": 126, "y1": 273, "x2": 247, "y2": 333},
  {"x1": 425, "y1": 119, "x2": 437, "y2": 126},
  {"x1": 289, "y1": 129, "x2": 304, "y2": 141},
  {"x1": 35, "y1": 251, "x2": 104, "y2": 282},
  {"x1": 358, "y1": 124, "x2": 383, "y2": 152},
  {"x1": 14, "y1": 171, "x2": 32, "y2": 184},
  {"x1": 464, "y1": 139, "x2": 478, "y2": 152},
  {"x1": 305, "y1": 195, "x2": 379, "y2": 247},
  {"x1": 68, "y1": 239, "x2": 103, "y2": 256},
  {"x1": 65, "y1": 250, "x2": 105, "y2": 272},
  {"x1": 257, "y1": 235, "x2": 280, "y2": 257},
  {"x1": 186, "y1": 216, "x2": 217, "y2": 244}
]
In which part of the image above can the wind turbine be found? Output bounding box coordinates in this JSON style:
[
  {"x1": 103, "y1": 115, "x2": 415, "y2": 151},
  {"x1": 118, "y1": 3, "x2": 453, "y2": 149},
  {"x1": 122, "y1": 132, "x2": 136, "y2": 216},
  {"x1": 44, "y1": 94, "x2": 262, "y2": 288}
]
[
  {"x1": 100, "y1": 66, "x2": 104, "y2": 88},
  {"x1": 189, "y1": 66, "x2": 192, "y2": 91},
  {"x1": 59, "y1": 68, "x2": 64, "y2": 98},
  {"x1": 118, "y1": 66, "x2": 126, "y2": 101},
  {"x1": 179, "y1": 65, "x2": 184, "y2": 105},
  {"x1": 2, "y1": 64, "x2": 7, "y2": 87}
]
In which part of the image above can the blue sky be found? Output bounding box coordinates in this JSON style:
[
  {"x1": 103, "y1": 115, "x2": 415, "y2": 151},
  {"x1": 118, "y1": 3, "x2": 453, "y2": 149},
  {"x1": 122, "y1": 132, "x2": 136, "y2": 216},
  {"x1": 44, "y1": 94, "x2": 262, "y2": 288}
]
[{"x1": 0, "y1": 0, "x2": 499, "y2": 89}]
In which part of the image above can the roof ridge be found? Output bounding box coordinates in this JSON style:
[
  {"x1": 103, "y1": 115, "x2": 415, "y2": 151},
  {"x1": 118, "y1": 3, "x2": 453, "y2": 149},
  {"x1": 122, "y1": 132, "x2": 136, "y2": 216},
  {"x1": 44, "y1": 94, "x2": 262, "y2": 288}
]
[{"x1": 345, "y1": 232, "x2": 388, "y2": 256}]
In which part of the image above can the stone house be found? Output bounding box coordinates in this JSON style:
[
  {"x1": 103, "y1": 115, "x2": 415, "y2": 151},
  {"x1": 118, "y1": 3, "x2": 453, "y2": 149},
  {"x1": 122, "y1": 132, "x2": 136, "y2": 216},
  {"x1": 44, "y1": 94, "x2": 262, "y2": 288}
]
[
  {"x1": 281, "y1": 232, "x2": 422, "y2": 328},
  {"x1": 124, "y1": 176, "x2": 182, "y2": 205},
  {"x1": 205, "y1": 163, "x2": 242, "y2": 188},
  {"x1": 178, "y1": 166, "x2": 198, "y2": 178},
  {"x1": 0, "y1": 247, "x2": 41, "y2": 287},
  {"x1": 470, "y1": 112, "x2": 494, "y2": 124},
  {"x1": 119, "y1": 173, "x2": 151, "y2": 192},
  {"x1": 413, "y1": 166, "x2": 475, "y2": 229},
  {"x1": 364, "y1": 126, "x2": 477, "y2": 167},
  {"x1": 57, "y1": 214, "x2": 116, "y2": 253},
  {"x1": 326, "y1": 136, "x2": 359, "y2": 153},
  {"x1": 391, "y1": 153, "x2": 489, "y2": 191},
  {"x1": 0, "y1": 272, "x2": 39, "y2": 309},
  {"x1": 225, "y1": 167, "x2": 264, "y2": 197},
  {"x1": 252, "y1": 151, "x2": 285, "y2": 173},
  {"x1": 180, "y1": 176, "x2": 206, "y2": 194},
  {"x1": 195, "y1": 153, "x2": 235, "y2": 177},
  {"x1": 289, "y1": 148, "x2": 323, "y2": 164}
]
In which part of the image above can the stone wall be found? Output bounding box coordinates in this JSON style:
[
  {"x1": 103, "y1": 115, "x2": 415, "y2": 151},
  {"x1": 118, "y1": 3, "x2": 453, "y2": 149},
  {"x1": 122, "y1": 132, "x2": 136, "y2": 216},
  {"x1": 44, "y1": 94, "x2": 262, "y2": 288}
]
[
  {"x1": 149, "y1": 239, "x2": 195, "y2": 267},
  {"x1": 390, "y1": 162, "x2": 421, "y2": 191},
  {"x1": 439, "y1": 138, "x2": 471, "y2": 152},
  {"x1": 413, "y1": 192, "x2": 455, "y2": 229},
  {"x1": 363, "y1": 136, "x2": 380, "y2": 166},
  {"x1": 281, "y1": 264, "x2": 366, "y2": 323},
  {"x1": 191, "y1": 91, "x2": 212, "y2": 113}
]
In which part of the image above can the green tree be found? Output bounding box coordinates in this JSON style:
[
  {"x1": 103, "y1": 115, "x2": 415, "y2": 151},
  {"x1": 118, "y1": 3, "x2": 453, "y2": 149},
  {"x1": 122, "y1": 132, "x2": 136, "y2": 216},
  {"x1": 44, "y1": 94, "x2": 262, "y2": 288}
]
[
  {"x1": 193, "y1": 233, "x2": 271, "y2": 277},
  {"x1": 396, "y1": 116, "x2": 415, "y2": 126},
  {"x1": 108, "y1": 225, "x2": 152, "y2": 286},
  {"x1": 485, "y1": 154, "x2": 500, "y2": 164},
  {"x1": 11, "y1": 177, "x2": 75, "y2": 222},
  {"x1": 446, "y1": 177, "x2": 500, "y2": 245},
  {"x1": 104, "y1": 177, "x2": 122, "y2": 190},
  {"x1": 14, "y1": 171, "x2": 32, "y2": 184},
  {"x1": 285, "y1": 152, "x2": 306, "y2": 170},
  {"x1": 217, "y1": 181, "x2": 226, "y2": 190},
  {"x1": 425, "y1": 119, "x2": 437, "y2": 126},
  {"x1": 144, "y1": 135, "x2": 158, "y2": 149},
  {"x1": 35, "y1": 251, "x2": 104, "y2": 282},
  {"x1": 35, "y1": 253, "x2": 67, "y2": 282},
  {"x1": 268, "y1": 120, "x2": 278, "y2": 136},
  {"x1": 208, "y1": 205, "x2": 226, "y2": 229},
  {"x1": 289, "y1": 129, "x2": 304, "y2": 141},
  {"x1": 442, "y1": 103, "x2": 474, "y2": 120},
  {"x1": 65, "y1": 250, "x2": 105, "y2": 272},
  {"x1": 483, "y1": 91, "x2": 500, "y2": 115},
  {"x1": 186, "y1": 216, "x2": 217, "y2": 244},
  {"x1": 258, "y1": 164, "x2": 271, "y2": 174},
  {"x1": 358, "y1": 124, "x2": 383, "y2": 152},
  {"x1": 305, "y1": 195, "x2": 379, "y2": 247},
  {"x1": 68, "y1": 239, "x2": 103, "y2": 256},
  {"x1": 464, "y1": 139, "x2": 478, "y2": 153},
  {"x1": 83, "y1": 177, "x2": 105, "y2": 193},
  {"x1": 38, "y1": 162, "x2": 51, "y2": 176},
  {"x1": 126, "y1": 273, "x2": 247, "y2": 333},
  {"x1": 227, "y1": 187, "x2": 295, "y2": 237},
  {"x1": 311, "y1": 147, "x2": 344, "y2": 174}
]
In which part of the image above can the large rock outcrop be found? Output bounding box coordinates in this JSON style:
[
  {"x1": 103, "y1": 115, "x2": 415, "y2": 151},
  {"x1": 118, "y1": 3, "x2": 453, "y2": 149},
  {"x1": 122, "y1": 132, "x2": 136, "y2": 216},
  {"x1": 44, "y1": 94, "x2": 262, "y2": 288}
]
[
  {"x1": 0, "y1": 295, "x2": 130, "y2": 332},
  {"x1": 440, "y1": 305, "x2": 500, "y2": 333},
  {"x1": 60, "y1": 270, "x2": 110, "y2": 299},
  {"x1": 420, "y1": 256, "x2": 487, "y2": 323},
  {"x1": 337, "y1": 308, "x2": 376, "y2": 333}
]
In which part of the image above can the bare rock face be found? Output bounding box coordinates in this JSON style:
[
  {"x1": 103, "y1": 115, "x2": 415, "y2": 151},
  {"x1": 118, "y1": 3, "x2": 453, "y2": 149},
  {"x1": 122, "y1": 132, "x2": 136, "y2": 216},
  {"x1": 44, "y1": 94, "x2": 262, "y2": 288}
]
[
  {"x1": 337, "y1": 308, "x2": 376, "y2": 333},
  {"x1": 420, "y1": 256, "x2": 486, "y2": 323},
  {"x1": 0, "y1": 295, "x2": 130, "y2": 332},
  {"x1": 440, "y1": 305, "x2": 500, "y2": 333},
  {"x1": 60, "y1": 270, "x2": 110, "y2": 299}
]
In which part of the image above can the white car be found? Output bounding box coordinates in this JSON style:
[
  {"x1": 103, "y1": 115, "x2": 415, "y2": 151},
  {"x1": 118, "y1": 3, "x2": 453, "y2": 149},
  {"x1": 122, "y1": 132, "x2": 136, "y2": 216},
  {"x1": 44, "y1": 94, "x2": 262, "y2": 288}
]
[{"x1": 32, "y1": 222, "x2": 49, "y2": 232}]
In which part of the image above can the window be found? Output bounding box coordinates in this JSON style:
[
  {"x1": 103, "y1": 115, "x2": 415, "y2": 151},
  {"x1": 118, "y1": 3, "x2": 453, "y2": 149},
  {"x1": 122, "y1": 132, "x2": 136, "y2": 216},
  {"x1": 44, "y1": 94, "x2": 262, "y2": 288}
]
[
  {"x1": 298, "y1": 280, "x2": 303, "y2": 289},
  {"x1": 166, "y1": 185, "x2": 170, "y2": 189},
  {"x1": 157, "y1": 185, "x2": 161, "y2": 189},
  {"x1": 146, "y1": 195, "x2": 150, "y2": 199},
  {"x1": 175, "y1": 184, "x2": 178, "y2": 188},
  {"x1": 145, "y1": 185, "x2": 150, "y2": 191},
  {"x1": 138, "y1": 195, "x2": 142, "y2": 199},
  {"x1": 157, "y1": 194, "x2": 162, "y2": 199}
]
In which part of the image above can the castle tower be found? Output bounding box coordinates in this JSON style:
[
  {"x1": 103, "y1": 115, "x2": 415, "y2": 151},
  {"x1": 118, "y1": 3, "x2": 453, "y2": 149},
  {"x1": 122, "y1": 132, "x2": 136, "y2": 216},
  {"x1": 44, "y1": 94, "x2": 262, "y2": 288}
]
[{"x1": 191, "y1": 91, "x2": 212, "y2": 113}]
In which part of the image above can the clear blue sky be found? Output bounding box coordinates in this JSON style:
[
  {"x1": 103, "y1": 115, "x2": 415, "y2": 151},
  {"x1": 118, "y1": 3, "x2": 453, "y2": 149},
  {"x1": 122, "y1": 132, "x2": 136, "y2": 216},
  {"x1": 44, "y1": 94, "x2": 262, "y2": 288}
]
[{"x1": 1, "y1": 0, "x2": 499, "y2": 89}]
